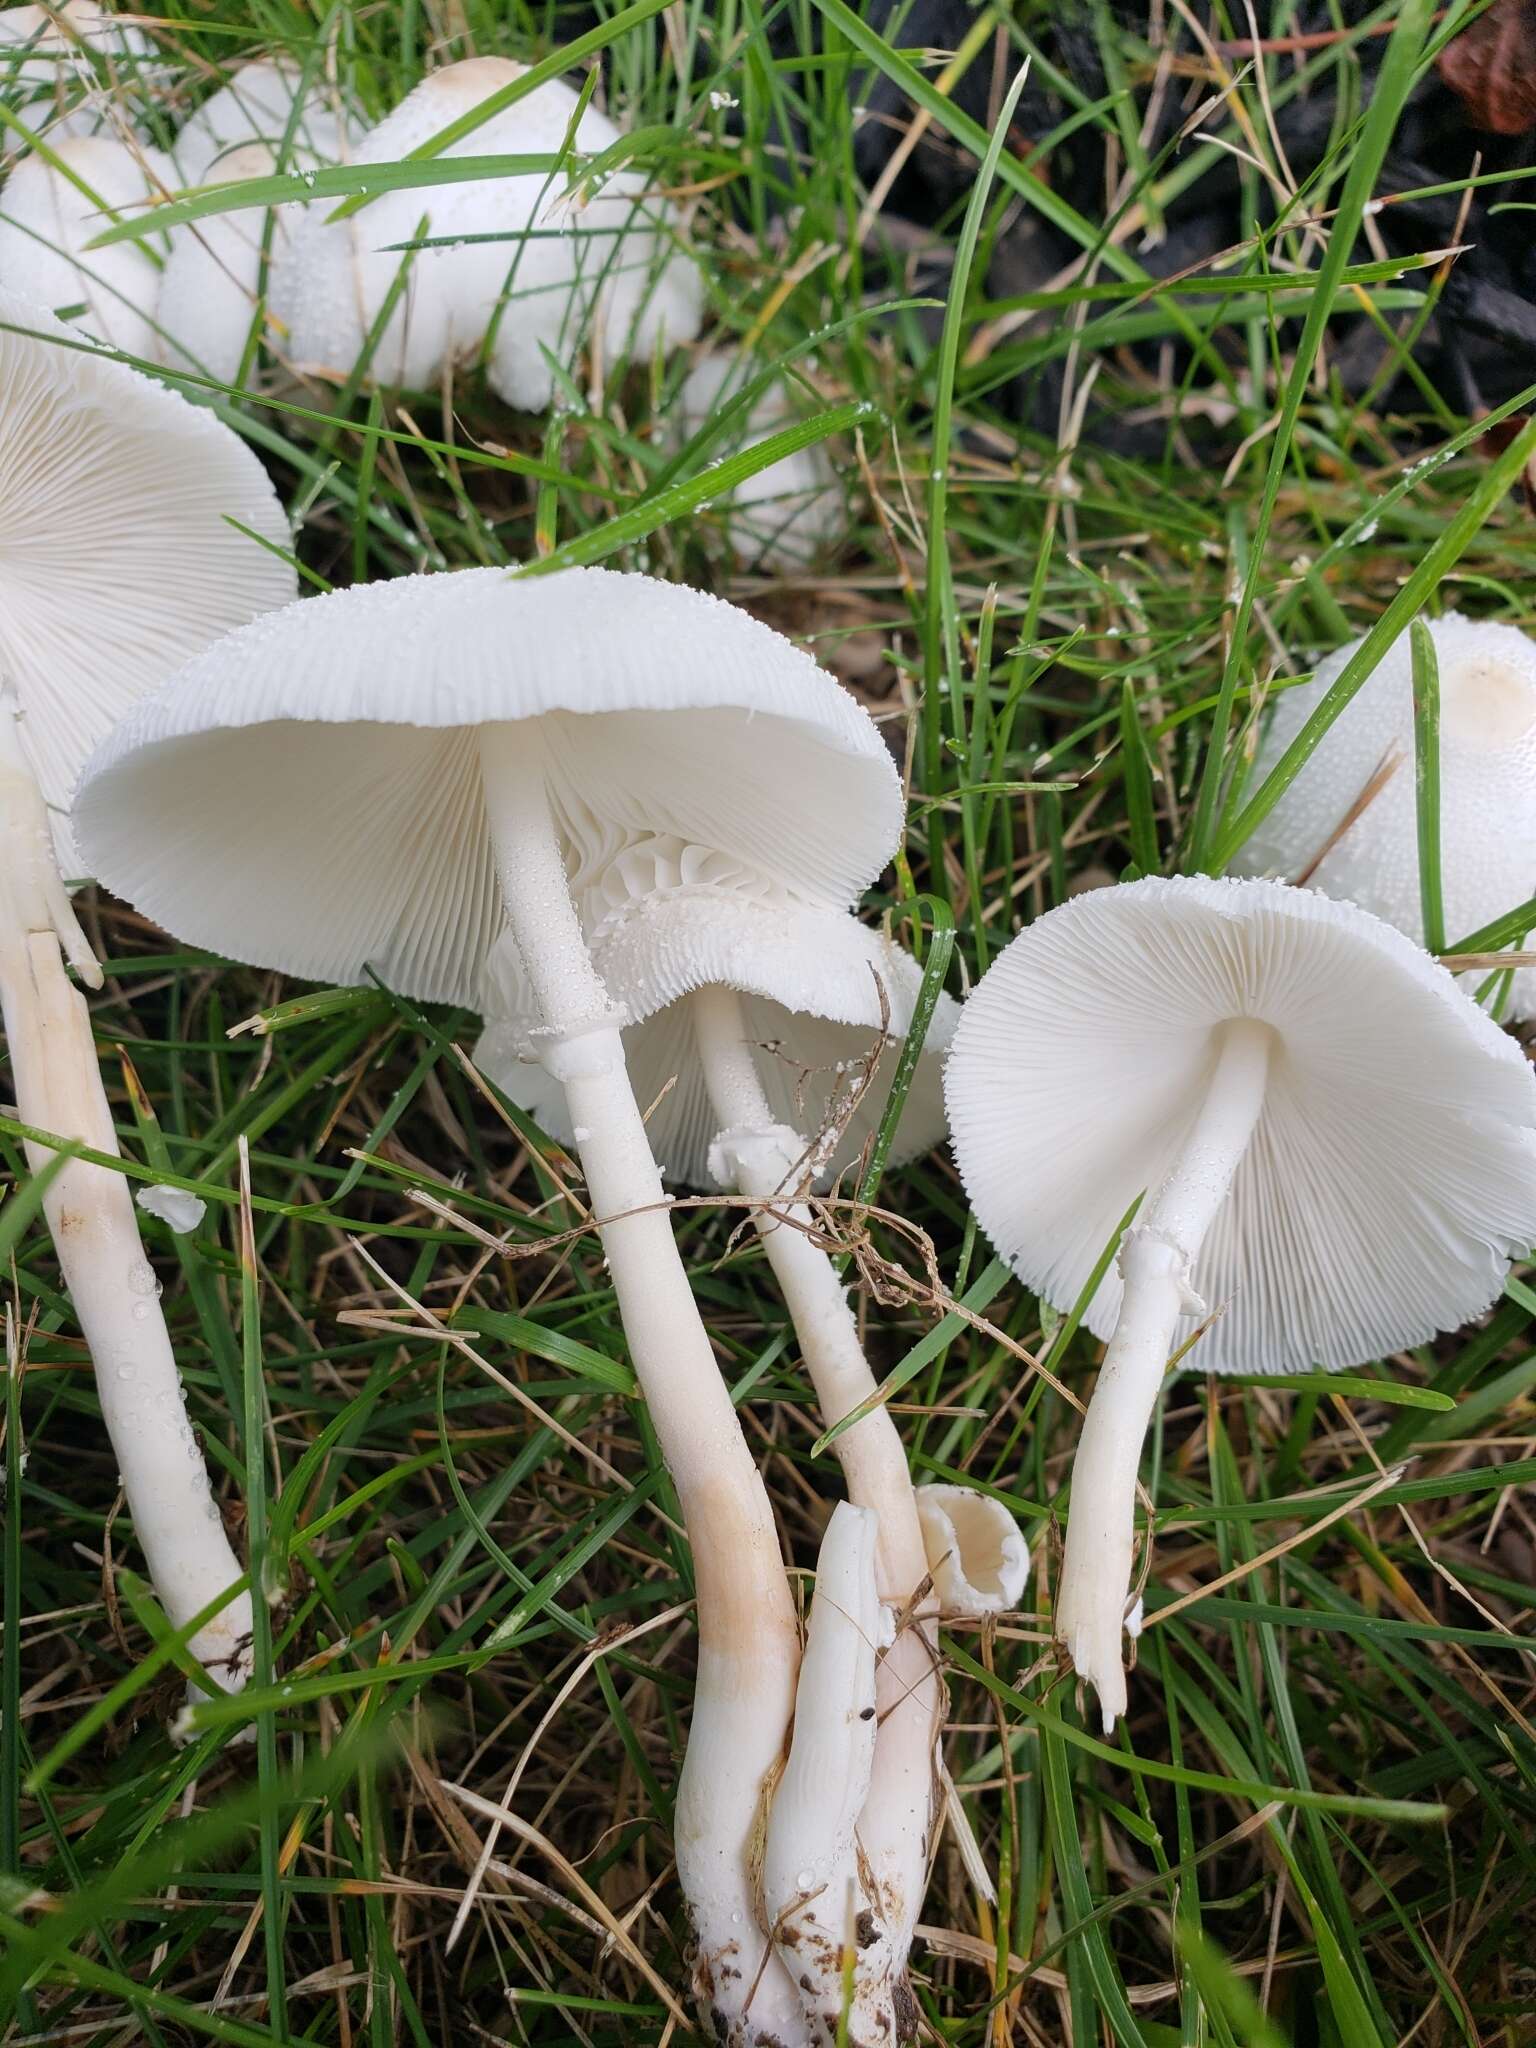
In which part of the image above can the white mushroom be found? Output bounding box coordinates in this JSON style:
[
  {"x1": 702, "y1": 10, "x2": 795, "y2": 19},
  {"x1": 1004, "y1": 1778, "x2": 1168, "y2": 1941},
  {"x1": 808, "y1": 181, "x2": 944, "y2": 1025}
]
[
  {"x1": 1235, "y1": 613, "x2": 1536, "y2": 1013},
  {"x1": 154, "y1": 64, "x2": 355, "y2": 386},
  {"x1": 0, "y1": 286, "x2": 295, "y2": 1689},
  {"x1": 73, "y1": 564, "x2": 902, "y2": 2048},
  {"x1": 269, "y1": 56, "x2": 701, "y2": 406},
  {"x1": 915, "y1": 1484, "x2": 1030, "y2": 1618},
  {"x1": 154, "y1": 142, "x2": 294, "y2": 384},
  {"x1": 171, "y1": 56, "x2": 350, "y2": 183},
  {"x1": 945, "y1": 874, "x2": 1536, "y2": 1731},
  {"x1": 678, "y1": 351, "x2": 842, "y2": 570},
  {"x1": 0, "y1": 133, "x2": 169, "y2": 354},
  {"x1": 476, "y1": 887, "x2": 955, "y2": 2039},
  {"x1": 0, "y1": 1, "x2": 151, "y2": 141}
]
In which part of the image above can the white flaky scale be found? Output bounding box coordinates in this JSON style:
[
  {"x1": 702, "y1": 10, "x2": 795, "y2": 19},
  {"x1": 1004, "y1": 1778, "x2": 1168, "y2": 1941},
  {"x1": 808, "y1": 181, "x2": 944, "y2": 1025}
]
[
  {"x1": 0, "y1": 287, "x2": 294, "y2": 1692},
  {"x1": 946, "y1": 874, "x2": 1536, "y2": 1732},
  {"x1": 135, "y1": 1183, "x2": 207, "y2": 1234},
  {"x1": 1235, "y1": 614, "x2": 1536, "y2": 1013},
  {"x1": 475, "y1": 846, "x2": 955, "y2": 2045},
  {"x1": 269, "y1": 56, "x2": 700, "y2": 409},
  {"x1": 74, "y1": 564, "x2": 904, "y2": 2048}
]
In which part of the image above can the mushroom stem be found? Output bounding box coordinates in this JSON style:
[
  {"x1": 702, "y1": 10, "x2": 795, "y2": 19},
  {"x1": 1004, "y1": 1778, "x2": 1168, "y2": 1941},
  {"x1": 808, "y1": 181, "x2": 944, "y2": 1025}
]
[
  {"x1": 476, "y1": 728, "x2": 804, "y2": 2047},
  {"x1": 762, "y1": 1503, "x2": 894, "y2": 2046},
  {"x1": 0, "y1": 697, "x2": 251, "y2": 1692},
  {"x1": 693, "y1": 981, "x2": 937, "y2": 2041},
  {"x1": 1056, "y1": 1016, "x2": 1272, "y2": 1732}
]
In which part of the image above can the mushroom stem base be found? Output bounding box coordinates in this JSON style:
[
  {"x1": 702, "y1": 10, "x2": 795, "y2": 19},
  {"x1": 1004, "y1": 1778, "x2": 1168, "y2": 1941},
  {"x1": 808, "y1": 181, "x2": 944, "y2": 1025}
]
[
  {"x1": 693, "y1": 982, "x2": 936, "y2": 2042},
  {"x1": 477, "y1": 731, "x2": 804, "y2": 2047},
  {"x1": 1056, "y1": 1017, "x2": 1271, "y2": 1732},
  {"x1": 0, "y1": 716, "x2": 251, "y2": 1691}
]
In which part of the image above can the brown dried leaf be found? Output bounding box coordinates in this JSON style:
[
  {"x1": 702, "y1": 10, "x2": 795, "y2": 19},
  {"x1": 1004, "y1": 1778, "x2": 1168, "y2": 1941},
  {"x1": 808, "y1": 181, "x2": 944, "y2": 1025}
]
[{"x1": 1438, "y1": 0, "x2": 1536, "y2": 136}]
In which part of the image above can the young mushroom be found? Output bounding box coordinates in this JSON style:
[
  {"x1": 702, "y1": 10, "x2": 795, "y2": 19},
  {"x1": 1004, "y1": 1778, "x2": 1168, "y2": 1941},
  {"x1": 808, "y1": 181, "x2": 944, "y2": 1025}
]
[
  {"x1": 151, "y1": 59, "x2": 354, "y2": 383},
  {"x1": 476, "y1": 891, "x2": 955, "y2": 2041},
  {"x1": 0, "y1": 133, "x2": 168, "y2": 354},
  {"x1": 678, "y1": 352, "x2": 842, "y2": 570},
  {"x1": 0, "y1": 1, "x2": 151, "y2": 142},
  {"x1": 155, "y1": 141, "x2": 300, "y2": 385},
  {"x1": 1235, "y1": 614, "x2": 1536, "y2": 1013},
  {"x1": 73, "y1": 564, "x2": 905, "y2": 2048},
  {"x1": 945, "y1": 874, "x2": 1536, "y2": 1731},
  {"x1": 270, "y1": 56, "x2": 700, "y2": 408},
  {"x1": 0, "y1": 286, "x2": 295, "y2": 1687},
  {"x1": 171, "y1": 57, "x2": 349, "y2": 183}
]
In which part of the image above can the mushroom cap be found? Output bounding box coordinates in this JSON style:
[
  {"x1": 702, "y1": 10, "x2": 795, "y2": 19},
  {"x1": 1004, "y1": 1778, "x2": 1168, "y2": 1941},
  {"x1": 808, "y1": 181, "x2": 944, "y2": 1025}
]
[
  {"x1": 945, "y1": 873, "x2": 1536, "y2": 1377},
  {"x1": 0, "y1": 285, "x2": 296, "y2": 870},
  {"x1": 914, "y1": 1485, "x2": 1030, "y2": 1618},
  {"x1": 1234, "y1": 614, "x2": 1536, "y2": 1016},
  {"x1": 172, "y1": 58, "x2": 349, "y2": 183},
  {"x1": 475, "y1": 880, "x2": 956, "y2": 1186},
  {"x1": 74, "y1": 566, "x2": 904, "y2": 1003},
  {"x1": 0, "y1": 133, "x2": 169, "y2": 354},
  {"x1": 0, "y1": 1, "x2": 150, "y2": 88},
  {"x1": 1, "y1": 0, "x2": 148, "y2": 142},
  {"x1": 155, "y1": 142, "x2": 291, "y2": 383},
  {"x1": 678, "y1": 351, "x2": 842, "y2": 571},
  {"x1": 268, "y1": 56, "x2": 699, "y2": 407}
]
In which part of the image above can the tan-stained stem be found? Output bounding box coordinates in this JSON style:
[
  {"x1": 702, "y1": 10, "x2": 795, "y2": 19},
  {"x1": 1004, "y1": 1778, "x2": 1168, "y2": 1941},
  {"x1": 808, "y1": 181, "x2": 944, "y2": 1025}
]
[
  {"x1": 693, "y1": 981, "x2": 938, "y2": 2046},
  {"x1": 477, "y1": 725, "x2": 805, "y2": 2047}
]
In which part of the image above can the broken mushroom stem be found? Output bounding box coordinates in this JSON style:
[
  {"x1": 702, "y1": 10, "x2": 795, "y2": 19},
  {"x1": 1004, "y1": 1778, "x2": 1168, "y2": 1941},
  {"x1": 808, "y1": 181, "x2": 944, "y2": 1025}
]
[
  {"x1": 0, "y1": 693, "x2": 251, "y2": 1691},
  {"x1": 1056, "y1": 1015, "x2": 1271, "y2": 1733},
  {"x1": 477, "y1": 725, "x2": 803, "y2": 2045},
  {"x1": 692, "y1": 979, "x2": 938, "y2": 2039}
]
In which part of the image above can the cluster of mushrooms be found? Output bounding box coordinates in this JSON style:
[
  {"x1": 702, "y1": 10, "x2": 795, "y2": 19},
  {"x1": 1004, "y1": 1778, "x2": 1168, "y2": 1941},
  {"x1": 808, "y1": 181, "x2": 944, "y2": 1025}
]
[
  {"x1": 0, "y1": 1, "x2": 838, "y2": 568},
  {"x1": 5, "y1": 15, "x2": 1536, "y2": 2048}
]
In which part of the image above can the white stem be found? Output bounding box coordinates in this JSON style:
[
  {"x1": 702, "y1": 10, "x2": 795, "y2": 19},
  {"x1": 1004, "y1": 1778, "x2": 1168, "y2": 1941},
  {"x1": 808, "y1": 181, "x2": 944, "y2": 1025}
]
[
  {"x1": 693, "y1": 983, "x2": 936, "y2": 2045},
  {"x1": 477, "y1": 726, "x2": 804, "y2": 2048},
  {"x1": 1055, "y1": 1016, "x2": 1272, "y2": 1733},
  {"x1": 0, "y1": 697, "x2": 251, "y2": 1692},
  {"x1": 762, "y1": 1502, "x2": 894, "y2": 2046}
]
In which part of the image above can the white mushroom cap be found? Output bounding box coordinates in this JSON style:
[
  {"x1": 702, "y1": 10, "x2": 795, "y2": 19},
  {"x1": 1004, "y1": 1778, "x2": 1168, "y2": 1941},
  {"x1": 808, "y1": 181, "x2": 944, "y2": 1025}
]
[
  {"x1": 155, "y1": 142, "x2": 292, "y2": 384},
  {"x1": 0, "y1": 134, "x2": 169, "y2": 354},
  {"x1": 945, "y1": 874, "x2": 1536, "y2": 1377},
  {"x1": 73, "y1": 566, "x2": 903, "y2": 1002},
  {"x1": 171, "y1": 57, "x2": 350, "y2": 183},
  {"x1": 268, "y1": 56, "x2": 700, "y2": 407},
  {"x1": 678, "y1": 351, "x2": 842, "y2": 571},
  {"x1": 475, "y1": 878, "x2": 956, "y2": 1186},
  {"x1": 914, "y1": 1485, "x2": 1030, "y2": 1618},
  {"x1": 1234, "y1": 614, "x2": 1536, "y2": 1016},
  {"x1": 0, "y1": 1, "x2": 150, "y2": 90},
  {"x1": 0, "y1": 285, "x2": 296, "y2": 870},
  {"x1": 1, "y1": 0, "x2": 149, "y2": 144}
]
